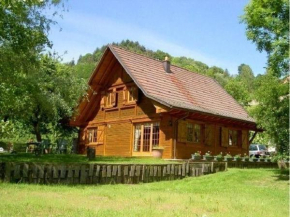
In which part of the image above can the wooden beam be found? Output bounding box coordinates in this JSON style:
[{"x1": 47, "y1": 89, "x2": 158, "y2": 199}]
[
  {"x1": 99, "y1": 56, "x2": 117, "y2": 85},
  {"x1": 249, "y1": 131, "x2": 258, "y2": 144}
]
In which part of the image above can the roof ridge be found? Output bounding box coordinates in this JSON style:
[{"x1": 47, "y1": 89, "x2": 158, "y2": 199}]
[{"x1": 110, "y1": 44, "x2": 214, "y2": 81}]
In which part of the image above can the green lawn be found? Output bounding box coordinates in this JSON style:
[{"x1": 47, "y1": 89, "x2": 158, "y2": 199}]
[
  {"x1": 0, "y1": 169, "x2": 288, "y2": 217},
  {"x1": 0, "y1": 153, "x2": 175, "y2": 164}
]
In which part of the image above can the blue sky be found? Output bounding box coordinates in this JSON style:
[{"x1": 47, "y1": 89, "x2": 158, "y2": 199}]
[{"x1": 49, "y1": 0, "x2": 267, "y2": 75}]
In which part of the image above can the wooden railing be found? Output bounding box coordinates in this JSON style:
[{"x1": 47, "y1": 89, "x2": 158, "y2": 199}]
[{"x1": 0, "y1": 161, "x2": 227, "y2": 185}]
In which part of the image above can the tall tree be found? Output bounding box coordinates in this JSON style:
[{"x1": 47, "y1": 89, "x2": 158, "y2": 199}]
[
  {"x1": 237, "y1": 64, "x2": 255, "y2": 92},
  {"x1": 17, "y1": 55, "x2": 87, "y2": 141},
  {"x1": 0, "y1": 0, "x2": 63, "y2": 117},
  {"x1": 241, "y1": 0, "x2": 289, "y2": 77},
  {"x1": 249, "y1": 73, "x2": 289, "y2": 154},
  {"x1": 242, "y1": 0, "x2": 289, "y2": 154}
]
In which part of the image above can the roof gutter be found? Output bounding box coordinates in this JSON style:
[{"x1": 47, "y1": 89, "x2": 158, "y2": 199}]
[
  {"x1": 170, "y1": 105, "x2": 259, "y2": 129},
  {"x1": 173, "y1": 112, "x2": 190, "y2": 159}
]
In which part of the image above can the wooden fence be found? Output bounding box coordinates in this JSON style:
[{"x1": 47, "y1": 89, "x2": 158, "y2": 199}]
[
  {"x1": 0, "y1": 162, "x2": 226, "y2": 185},
  {"x1": 227, "y1": 161, "x2": 279, "y2": 169}
]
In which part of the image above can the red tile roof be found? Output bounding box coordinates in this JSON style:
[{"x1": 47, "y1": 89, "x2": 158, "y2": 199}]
[{"x1": 109, "y1": 45, "x2": 255, "y2": 123}]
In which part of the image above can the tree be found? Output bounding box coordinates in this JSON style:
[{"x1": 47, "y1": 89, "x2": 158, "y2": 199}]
[
  {"x1": 225, "y1": 78, "x2": 250, "y2": 106},
  {"x1": 17, "y1": 55, "x2": 87, "y2": 141},
  {"x1": 248, "y1": 73, "x2": 289, "y2": 154},
  {"x1": 237, "y1": 64, "x2": 255, "y2": 92},
  {"x1": 0, "y1": 0, "x2": 63, "y2": 118},
  {"x1": 241, "y1": 0, "x2": 289, "y2": 77}
]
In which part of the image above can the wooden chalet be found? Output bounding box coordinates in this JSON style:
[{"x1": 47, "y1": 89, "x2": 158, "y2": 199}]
[{"x1": 71, "y1": 45, "x2": 261, "y2": 159}]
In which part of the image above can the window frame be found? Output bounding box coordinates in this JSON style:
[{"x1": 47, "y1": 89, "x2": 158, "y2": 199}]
[
  {"x1": 128, "y1": 87, "x2": 135, "y2": 103},
  {"x1": 193, "y1": 123, "x2": 201, "y2": 143},
  {"x1": 228, "y1": 129, "x2": 238, "y2": 147},
  {"x1": 106, "y1": 92, "x2": 112, "y2": 106},
  {"x1": 180, "y1": 120, "x2": 203, "y2": 144},
  {"x1": 87, "y1": 128, "x2": 98, "y2": 144},
  {"x1": 133, "y1": 122, "x2": 160, "y2": 154}
]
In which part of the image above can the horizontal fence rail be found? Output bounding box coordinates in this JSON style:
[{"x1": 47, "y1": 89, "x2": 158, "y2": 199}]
[
  {"x1": 227, "y1": 161, "x2": 279, "y2": 169},
  {"x1": 0, "y1": 162, "x2": 227, "y2": 185},
  {"x1": 177, "y1": 159, "x2": 279, "y2": 169}
]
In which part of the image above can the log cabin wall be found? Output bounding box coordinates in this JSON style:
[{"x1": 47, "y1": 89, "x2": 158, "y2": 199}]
[
  {"x1": 159, "y1": 114, "x2": 174, "y2": 159},
  {"x1": 78, "y1": 61, "x2": 173, "y2": 157},
  {"x1": 175, "y1": 118, "x2": 249, "y2": 159}
]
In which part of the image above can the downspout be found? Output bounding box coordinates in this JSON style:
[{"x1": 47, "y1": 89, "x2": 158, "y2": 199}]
[{"x1": 173, "y1": 112, "x2": 190, "y2": 159}]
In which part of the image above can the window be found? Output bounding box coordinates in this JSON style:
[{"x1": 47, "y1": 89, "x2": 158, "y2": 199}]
[
  {"x1": 133, "y1": 122, "x2": 160, "y2": 153},
  {"x1": 106, "y1": 92, "x2": 112, "y2": 106},
  {"x1": 87, "y1": 126, "x2": 105, "y2": 144},
  {"x1": 187, "y1": 123, "x2": 193, "y2": 142},
  {"x1": 178, "y1": 120, "x2": 203, "y2": 143},
  {"x1": 106, "y1": 92, "x2": 116, "y2": 107},
  {"x1": 101, "y1": 91, "x2": 117, "y2": 108},
  {"x1": 193, "y1": 124, "x2": 201, "y2": 143},
  {"x1": 152, "y1": 122, "x2": 160, "y2": 146},
  {"x1": 229, "y1": 130, "x2": 238, "y2": 146},
  {"x1": 123, "y1": 86, "x2": 138, "y2": 104},
  {"x1": 88, "y1": 128, "x2": 97, "y2": 143},
  {"x1": 134, "y1": 124, "x2": 141, "y2": 152},
  {"x1": 250, "y1": 145, "x2": 258, "y2": 151},
  {"x1": 128, "y1": 87, "x2": 135, "y2": 102}
]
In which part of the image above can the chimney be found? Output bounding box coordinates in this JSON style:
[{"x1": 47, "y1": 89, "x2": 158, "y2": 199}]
[{"x1": 163, "y1": 56, "x2": 171, "y2": 73}]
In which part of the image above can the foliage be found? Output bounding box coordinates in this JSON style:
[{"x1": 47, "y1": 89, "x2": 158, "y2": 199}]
[
  {"x1": 18, "y1": 55, "x2": 87, "y2": 141},
  {"x1": 249, "y1": 73, "x2": 289, "y2": 154},
  {"x1": 225, "y1": 78, "x2": 250, "y2": 106},
  {"x1": 243, "y1": 153, "x2": 249, "y2": 159},
  {"x1": 237, "y1": 64, "x2": 255, "y2": 92},
  {"x1": 0, "y1": 0, "x2": 88, "y2": 142},
  {"x1": 204, "y1": 151, "x2": 212, "y2": 156},
  {"x1": 234, "y1": 154, "x2": 241, "y2": 159},
  {"x1": 215, "y1": 152, "x2": 223, "y2": 158},
  {"x1": 224, "y1": 153, "x2": 232, "y2": 158},
  {"x1": 193, "y1": 151, "x2": 201, "y2": 156},
  {"x1": 241, "y1": 0, "x2": 289, "y2": 77}
]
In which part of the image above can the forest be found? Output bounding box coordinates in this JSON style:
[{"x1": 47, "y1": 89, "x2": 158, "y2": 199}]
[{"x1": 0, "y1": 0, "x2": 288, "y2": 155}]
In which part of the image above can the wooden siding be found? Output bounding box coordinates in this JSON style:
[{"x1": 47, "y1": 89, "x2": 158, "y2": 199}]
[
  {"x1": 175, "y1": 119, "x2": 249, "y2": 159},
  {"x1": 78, "y1": 61, "x2": 164, "y2": 157},
  {"x1": 105, "y1": 122, "x2": 132, "y2": 156},
  {"x1": 159, "y1": 114, "x2": 174, "y2": 159}
]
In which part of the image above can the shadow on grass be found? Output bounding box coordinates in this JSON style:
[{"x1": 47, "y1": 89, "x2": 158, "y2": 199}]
[{"x1": 269, "y1": 169, "x2": 290, "y2": 181}]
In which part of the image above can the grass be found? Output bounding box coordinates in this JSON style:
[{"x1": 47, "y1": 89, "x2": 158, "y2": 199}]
[
  {"x1": 0, "y1": 169, "x2": 288, "y2": 217},
  {"x1": 0, "y1": 153, "x2": 176, "y2": 164}
]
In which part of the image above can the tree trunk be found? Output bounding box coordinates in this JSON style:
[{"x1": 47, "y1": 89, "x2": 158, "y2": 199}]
[{"x1": 33, "y1": 121, "x2": 42, "y2": 142}]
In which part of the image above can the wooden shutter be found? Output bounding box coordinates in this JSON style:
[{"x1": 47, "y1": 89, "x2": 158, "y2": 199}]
[
  {"x1": 97, "y1": 125, "x2": 105, "y2": 144},
  {"x1": 178, "y1": 120, "x2": 187, "y2": 142},
  {"x1": 111, "y1": 92, "x2": 117, "y2": 107},
  {"x1": 133, "y1": 87, "x2": 139, "y2": 102},
  {"x1": 221, "y1": 127, "x2": 228, "y2": 147},
  {"x1": 242, "y1": 130, "x2": 248, "y2": 149},
  {"x1": 123, "y1": 88, "x2": 128, "y2": 103},
  {"x1": 100, "y1": 91, "x2": 106, "y2": 108},
  {"x1": 204, "y1": 125, "x2": 214, "y2": 146}
]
